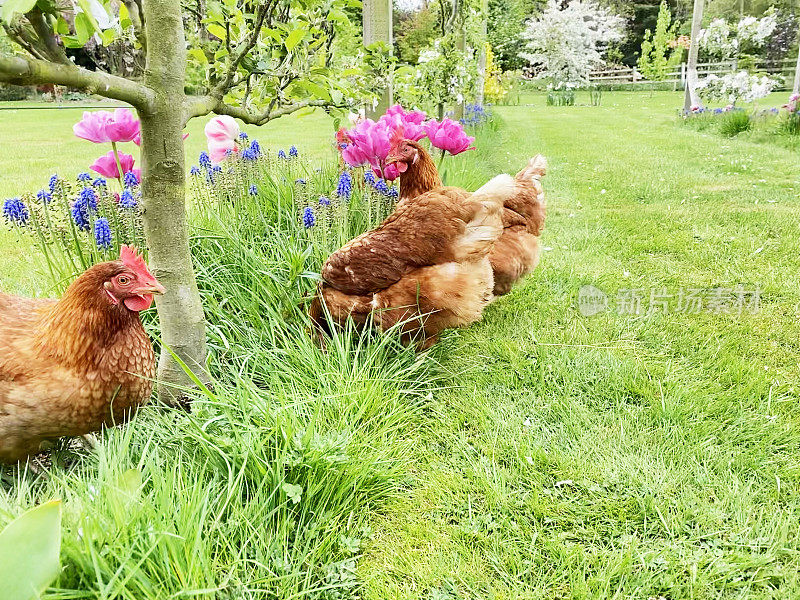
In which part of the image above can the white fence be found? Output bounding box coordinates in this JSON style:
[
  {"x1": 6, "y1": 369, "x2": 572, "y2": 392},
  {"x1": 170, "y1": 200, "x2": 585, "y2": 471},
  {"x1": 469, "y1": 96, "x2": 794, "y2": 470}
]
[{"x1": 588, "y1": 58, "x2": 797, "y2": 87}]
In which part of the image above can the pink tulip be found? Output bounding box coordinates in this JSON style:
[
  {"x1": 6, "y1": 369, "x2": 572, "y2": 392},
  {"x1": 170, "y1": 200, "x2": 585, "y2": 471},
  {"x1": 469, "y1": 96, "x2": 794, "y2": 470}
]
[
  {"x1": 340, "y1": 118, "x2": 393, "y2": 173},
  {"x1": 104, "y1": 108, "x2": 140, "y2": 142},
  {"x1": 380, "y1": 105, "x2": 428, "y2": 142},
  {"x1": 424, "y1": 118, "x2": 475, "y2": 156},
  {"x1": 74, "y1": 109, "x2": 141, "y2": 144},
  {"x1": 379, "y1": 162, "x2": 405, "y2": 181},
  {"x1": 73, "y1": 111, "x2": 115, "y2": 143},
  {"x1": 90, "y1": 150, "x2": 137, "y2": 178},
  {"x1": 205, "y1": 115, "x2": 240, "y2": 163}
]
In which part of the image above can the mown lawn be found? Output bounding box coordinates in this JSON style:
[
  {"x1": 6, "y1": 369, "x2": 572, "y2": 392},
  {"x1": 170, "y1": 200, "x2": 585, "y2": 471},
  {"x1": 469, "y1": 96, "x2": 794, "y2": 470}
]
[
  {"x1": 2, "y1": 91, "x2": 800, "y2": 599},
  {"x1": 361, "y1": 92, "x2": 800, "y2": 599}
]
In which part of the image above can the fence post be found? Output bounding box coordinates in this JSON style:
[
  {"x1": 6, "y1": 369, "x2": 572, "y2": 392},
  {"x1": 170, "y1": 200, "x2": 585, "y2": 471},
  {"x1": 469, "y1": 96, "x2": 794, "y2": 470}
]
[{"x1": 680, "y1": 62, "x2": 686, "y2": 90}]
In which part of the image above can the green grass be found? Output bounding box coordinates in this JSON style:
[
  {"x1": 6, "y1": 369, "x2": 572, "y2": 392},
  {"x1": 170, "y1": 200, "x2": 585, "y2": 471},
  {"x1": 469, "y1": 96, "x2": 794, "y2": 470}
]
[{"x1": 2, "y1": 91, "x2": 800, "y2": 598}]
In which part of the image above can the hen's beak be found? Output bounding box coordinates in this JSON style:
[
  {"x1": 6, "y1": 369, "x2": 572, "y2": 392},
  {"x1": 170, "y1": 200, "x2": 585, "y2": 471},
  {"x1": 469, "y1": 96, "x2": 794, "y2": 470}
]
[
  {"x1": 135, "y1": 281, "x2": 166, "y2": 296},
  {"x1": 385, "y1": 152, "x2": 400, "y2": 165}
]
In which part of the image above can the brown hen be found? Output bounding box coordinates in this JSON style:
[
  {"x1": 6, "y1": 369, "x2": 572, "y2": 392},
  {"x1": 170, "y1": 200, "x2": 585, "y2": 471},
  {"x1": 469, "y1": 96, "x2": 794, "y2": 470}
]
[
  {"x1": 309, "y1": 175, "x2": 526, "y2": 348},
  {"x1": 387, "y1": 139, "x2": 547, "y2": 296},
  {"x1": 0, "y1": 246, "x2": 164, "y2": 464}
]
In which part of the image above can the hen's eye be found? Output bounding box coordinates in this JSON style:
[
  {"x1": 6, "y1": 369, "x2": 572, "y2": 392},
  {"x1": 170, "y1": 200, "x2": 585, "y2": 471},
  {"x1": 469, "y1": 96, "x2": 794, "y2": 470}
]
[{"x1": 118, "y1": 276, "x2": 130, "y2": 285}]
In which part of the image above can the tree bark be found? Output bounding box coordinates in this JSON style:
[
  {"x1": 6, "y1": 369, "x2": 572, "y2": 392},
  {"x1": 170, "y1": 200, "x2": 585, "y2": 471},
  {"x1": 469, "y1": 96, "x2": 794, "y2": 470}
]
[
  {"x1": 793, "y1": 33, "x2": 800, "y2": 96},
  {"x1": 475, "y1": 0, "x2": 488, "y2": 107},
  {"x1": 683, "y1": 0, "x2": 704, "y2": 112},
  {"x1": 140, "y1": 0, "x2": 208, "y2": 402},
  {"x1": 454, "y1": 27, "x2": 466, "y2": 119},
  {"x1": 362, "y1": 0, "x2": 393, "y2": 118}
]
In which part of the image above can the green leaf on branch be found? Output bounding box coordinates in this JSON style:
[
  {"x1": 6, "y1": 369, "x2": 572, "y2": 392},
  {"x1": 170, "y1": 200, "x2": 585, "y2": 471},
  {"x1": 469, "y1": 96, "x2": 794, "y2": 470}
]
[
  {"x1": 100, "y1": 28, "x2": 117, "y2": 47},
  {"x1": 188, "y1": 48, "x2": 209, "y2": 65},
  {"x1": 74, "y1": 12, "x2": 94, "y2": 45},
  {"x1": 291, "y1": 79, "x2": 330, "y2": 101},
  {"x1": 284, "y1": 28, "x2": 306, "y2": 52},
  {"x1": 54, "y1": 15, "x2": 70, "y2": 35},
  {"x1": 1, "y1": 0, "x2": 37, "y2": 25},
  {"x1": 0, "y1": 500, "x2": 62, "y2": 600},
  {"x1": 118, "y1": 2, "x2": 131, "y2": 29},
  {"x1": 207, "y1": 23, "x2": 227, "y2": 41}
]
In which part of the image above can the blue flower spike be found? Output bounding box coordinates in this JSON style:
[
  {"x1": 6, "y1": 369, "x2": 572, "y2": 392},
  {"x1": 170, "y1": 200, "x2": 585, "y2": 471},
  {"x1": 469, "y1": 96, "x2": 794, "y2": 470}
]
[
  {"x1": 337, "y1": 171, "x2": 353, "y2": 199},
  {"x1": 3, "y1": 197, "x2": 29, "y2": 226},
  {"x1": 94, "y1": 217, "x2": 113, "y2": 250},
  {"x1": 120, "y1": 189, "x2": 137, "y2": 209},
  {"x1": 302, "y1": 206, "x2": 316, "y2": 229},
  {"x1": 124, "y1": 171, "x2": 139, "y2": 187}
]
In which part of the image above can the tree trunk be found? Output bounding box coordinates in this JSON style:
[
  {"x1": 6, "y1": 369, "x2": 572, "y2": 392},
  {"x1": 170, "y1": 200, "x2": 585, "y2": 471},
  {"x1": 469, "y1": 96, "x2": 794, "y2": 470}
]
[
  {"x1": 140, "y1": 0, "x2": 208, "y2": 402},
  {"x1": 475, "y1": 0, "x2": 488, "y2": 107},
  {"x1": 793, "y1": 34, "x2": 800, "y2": 96},
  {"x1": 363, "y1": 0, "x2": 393, "y2": 118},
  {"x1": 683, "y1": 0, "x2": 704, "y2": 112},
  {"x1": 454, "y1": 28, "x2": 467, "y2": 119}
]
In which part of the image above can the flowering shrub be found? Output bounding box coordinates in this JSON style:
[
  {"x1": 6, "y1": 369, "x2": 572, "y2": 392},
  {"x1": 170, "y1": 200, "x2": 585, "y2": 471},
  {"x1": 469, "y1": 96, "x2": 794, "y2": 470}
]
[
  {"x1": 696, "y1": 71, "x2": 775, "y2": 105},
  {"x1": 521, "y1": 0, "x2": 624, "y2": 90},
  {"x1": 699, "y1": 14, "x2": 777, "y2": 59},
  {"x1": 780, "y1": 93, "x2": 800, "y2": 135},
  {"x1": 394, "y1": 37, "x2": 477, "y2": 114}
]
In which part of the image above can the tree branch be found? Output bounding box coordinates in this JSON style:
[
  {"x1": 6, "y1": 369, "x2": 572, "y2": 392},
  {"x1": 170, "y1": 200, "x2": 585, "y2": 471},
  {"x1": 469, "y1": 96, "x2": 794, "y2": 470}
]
[
  {"x1": 0, "y1": 54, "x2": 155, "y2": 110},
  {"x1": 207, "y1": 2, "x2": 271, "y2": 100},
  {"x1": 27, "y1": 10, "x2": 71, "y2": 65},
  {"x1": 186, "y1": 96, "x2": 331, "y2": 125},
  {"x1": 122, "y1": 0, "x2": 148, "y2": 55}
]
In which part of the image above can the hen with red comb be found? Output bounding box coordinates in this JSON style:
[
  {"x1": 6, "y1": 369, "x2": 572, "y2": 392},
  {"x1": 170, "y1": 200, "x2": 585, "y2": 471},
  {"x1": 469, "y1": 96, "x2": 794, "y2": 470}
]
[{"x1": 0, "y1": 249, "x2": 165, "y2": 463}]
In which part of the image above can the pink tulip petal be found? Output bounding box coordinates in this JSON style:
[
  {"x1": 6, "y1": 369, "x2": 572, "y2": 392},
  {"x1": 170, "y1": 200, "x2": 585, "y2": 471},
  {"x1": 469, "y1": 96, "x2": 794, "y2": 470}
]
[{"x1": 90, "y1": 151, "x2": 136, "y2": 178}]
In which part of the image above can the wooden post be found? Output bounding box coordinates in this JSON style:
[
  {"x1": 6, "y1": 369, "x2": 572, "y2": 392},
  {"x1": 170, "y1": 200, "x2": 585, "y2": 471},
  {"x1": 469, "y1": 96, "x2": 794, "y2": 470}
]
[
  {"x1": 793, "y1": 34, "x2": 800, "y2": 96},
  {"x1": 363, "y1": 0, "x2": 393, "y2": 118},
  {"x1": 683, "y1": 0, "x2": 704, "y2": 112}
]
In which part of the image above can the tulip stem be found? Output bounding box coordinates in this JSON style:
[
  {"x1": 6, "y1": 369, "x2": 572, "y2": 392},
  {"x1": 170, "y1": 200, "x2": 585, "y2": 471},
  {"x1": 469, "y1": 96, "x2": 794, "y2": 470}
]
[{"x1": 111, "y1": 141, "x2": 124, "y2": 187}]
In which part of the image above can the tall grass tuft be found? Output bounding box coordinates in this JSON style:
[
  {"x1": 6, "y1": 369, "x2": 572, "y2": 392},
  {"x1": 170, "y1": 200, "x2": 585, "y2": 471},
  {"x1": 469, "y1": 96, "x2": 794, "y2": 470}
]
[
  {"x1": 1, "y1": 139, "x2": 452, "y2": 598},
  {"x1": 717, "y1": 109, "x2": 752, "y2": 137}
]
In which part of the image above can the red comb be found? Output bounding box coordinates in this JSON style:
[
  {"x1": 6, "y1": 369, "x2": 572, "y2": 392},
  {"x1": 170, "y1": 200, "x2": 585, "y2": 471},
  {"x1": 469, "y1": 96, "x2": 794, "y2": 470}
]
[
  {"x1": 120, "y1": 245, "x2": 152, "y2": 278},
  {"x1": 389, "y1": 125, "x2": 405, "y2": 150}
]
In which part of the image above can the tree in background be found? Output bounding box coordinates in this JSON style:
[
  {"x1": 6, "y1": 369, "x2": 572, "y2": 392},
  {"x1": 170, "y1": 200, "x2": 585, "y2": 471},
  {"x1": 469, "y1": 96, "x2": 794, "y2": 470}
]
[
  {"x1": 487, "y1": 0, "x2": 545, "y2": 71},
  {"x1": 394, "y1": 0, "x2": 482, "y2": 116},
  {"x1": 0, "y1": 0, "x2": 378, "y2": 399},
  {"x1": 639, "y1": 0, "x2": 684, "y2": 83},
  {"x1": 394, "y1": 4, "x2": 440, "y2": 64},
  {"x1": 521, "y1": 0, "x2": 625, "y2": 90},
  {"x1": 482, "y1": 42, "x2": 507, "y2": 102}
]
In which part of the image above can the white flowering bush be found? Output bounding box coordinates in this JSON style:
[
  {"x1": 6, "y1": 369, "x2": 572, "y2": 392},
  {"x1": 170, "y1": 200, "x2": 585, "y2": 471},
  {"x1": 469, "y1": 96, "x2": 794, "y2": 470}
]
[
  {"x1": 696, "y1": 71, "x2": 775, "y2": 105},
  {"x1": 737, "y1": 14, "x2": 778, "y2": 47},
  {"x1": 521, "y1": 0, "x2": 624, "y2": 89},
  {"x1": 699, "y1": 19, "x2": 736, "y2": 58},
  {"x1": 699, "y1": 14, "x2": 777, "y2": 59}
]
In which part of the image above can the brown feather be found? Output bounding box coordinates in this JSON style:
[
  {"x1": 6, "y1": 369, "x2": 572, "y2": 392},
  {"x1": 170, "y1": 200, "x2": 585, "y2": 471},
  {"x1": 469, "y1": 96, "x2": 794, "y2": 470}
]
[{"x1": 0, "y1": 261, "x2": 156, "y2": 463}]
